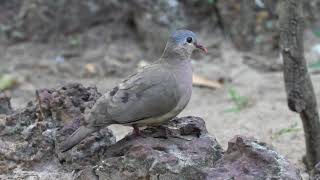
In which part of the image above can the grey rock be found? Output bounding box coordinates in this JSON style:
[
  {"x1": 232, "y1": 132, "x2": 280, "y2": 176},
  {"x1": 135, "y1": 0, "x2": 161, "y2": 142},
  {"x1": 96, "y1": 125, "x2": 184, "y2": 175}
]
[
  {"x1": 0, "y1": 83, "x2": 116, "y2": 173},
  {"x1": 217, "y1": 0, "x2": 256, "y2": 51},
  {"x1": 132, "y1": 0, "x2": 187, "y2": 57},
  {"x1": 75, "y1": 119, "x2": 302, "y2": 180},
  {"x1": 311, "y1": 161, "x2": 320, "y2": 180},
  {"x1": 0, "y1": 92, "x2": 12, "y2": 114},
  {"x1": 200, "y1": 136, "x2": 303, "y2": 180},
  {"x1": 3, "y1": 0, "x2": 129, "y2": 42},
  {"x1": 75, "y1": 116, "x2": 223, "y2": 180},
  {"x1": 0, "y1": 84, "x2": 302, "y2": 180},
  {"x1": 0, "y1": 171, "x2": 72, "y2": 180}
]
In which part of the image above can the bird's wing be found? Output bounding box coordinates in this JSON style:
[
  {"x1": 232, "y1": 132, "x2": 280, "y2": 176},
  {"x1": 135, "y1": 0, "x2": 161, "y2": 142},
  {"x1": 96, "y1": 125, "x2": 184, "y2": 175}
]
[{"x1": 88, "y1": 64, "x2": 179, "y2": 126}]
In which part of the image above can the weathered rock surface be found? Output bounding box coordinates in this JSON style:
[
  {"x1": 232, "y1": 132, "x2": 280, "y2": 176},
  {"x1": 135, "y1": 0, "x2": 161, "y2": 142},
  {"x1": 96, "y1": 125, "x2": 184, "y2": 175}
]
[
  {"x1": 0, "y1": 92, "x2": 12, "y2": 114},
  {"x1": 311, "y1": 161, "x2": 320, "y2": 180},
  {"x1": 75, "y1": 116, "x2": 223, "y2": 180},
  {"x1": 1, "y1": 0, "x2": 320, "y2": 56},
  {"x1": 1, "y1": 0, "x2": 130, "y2": 42},
  {"x1": 131, "y1": 0, "x2": 192, "y2": 57},
  {"x1": 0, "y1": 84, "x2": 302, "y2": 180},
  {"x1": 0, "y1": 83, "x2": 115, "y2": 175},
  {"x1": 201, "y1": 136, "x2": 302, "y2": 180},
  {"x1": 75, "y1": 120, "x2": 302, "y2": 180}
]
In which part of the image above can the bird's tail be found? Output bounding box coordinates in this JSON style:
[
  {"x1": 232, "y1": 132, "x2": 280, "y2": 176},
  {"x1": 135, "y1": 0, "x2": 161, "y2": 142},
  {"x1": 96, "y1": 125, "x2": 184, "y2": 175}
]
[{"x1": 59, "y1": 126, "x2": 97, "y2": 152}]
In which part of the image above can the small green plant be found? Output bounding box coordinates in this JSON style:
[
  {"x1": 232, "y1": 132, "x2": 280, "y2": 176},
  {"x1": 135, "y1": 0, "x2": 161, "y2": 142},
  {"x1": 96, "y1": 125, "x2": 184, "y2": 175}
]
[
  {"x1": 271, "y1": 122, "x2": 300, "y2": 139},
  {"x1": 224, "y1": 87, "x2": 249, "y2": 113},
  {"x1": 0, "y1": 74, "x2": 17, "y2": 90}
]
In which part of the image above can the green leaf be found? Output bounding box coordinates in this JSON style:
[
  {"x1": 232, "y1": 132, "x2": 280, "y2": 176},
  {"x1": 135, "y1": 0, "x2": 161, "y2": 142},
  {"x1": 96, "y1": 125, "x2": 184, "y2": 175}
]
[
  {"x1": 0, "y1": 74, "x2": 16, "y2": 90},
  {"x1": 271, "y1": 122, "x2": 300, "y2": 139},
  {"x1": 224, "y1": 87, "x2": 249, "y2": 113},
  {"x1": 229, "y1": 88, "x2": 249, "y2": 107}
]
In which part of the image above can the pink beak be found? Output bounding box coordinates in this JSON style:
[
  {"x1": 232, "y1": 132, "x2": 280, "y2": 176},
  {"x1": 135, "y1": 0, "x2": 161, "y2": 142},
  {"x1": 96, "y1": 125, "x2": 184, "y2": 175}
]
[{"x1": 194, "y1": 43, "x2": 208, "y2": 54}]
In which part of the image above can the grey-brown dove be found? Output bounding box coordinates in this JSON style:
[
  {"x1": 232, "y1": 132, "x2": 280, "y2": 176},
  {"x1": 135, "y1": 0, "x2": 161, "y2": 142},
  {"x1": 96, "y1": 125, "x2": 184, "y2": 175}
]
[{"x1": 60, "y1": 30, "x2": 207, "y2": 152}]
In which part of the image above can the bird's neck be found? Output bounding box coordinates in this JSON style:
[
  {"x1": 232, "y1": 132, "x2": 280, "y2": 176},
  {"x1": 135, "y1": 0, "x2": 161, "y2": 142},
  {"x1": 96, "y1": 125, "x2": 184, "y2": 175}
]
[{"x1": 160, "y1": 44, "x2": 190, "y2": 65}]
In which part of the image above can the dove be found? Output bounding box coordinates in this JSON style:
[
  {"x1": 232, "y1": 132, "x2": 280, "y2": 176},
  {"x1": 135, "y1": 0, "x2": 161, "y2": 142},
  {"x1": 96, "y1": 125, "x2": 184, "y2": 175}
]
[{"x1": 60, "y1": 30, "x2": 207, "y2": 152}]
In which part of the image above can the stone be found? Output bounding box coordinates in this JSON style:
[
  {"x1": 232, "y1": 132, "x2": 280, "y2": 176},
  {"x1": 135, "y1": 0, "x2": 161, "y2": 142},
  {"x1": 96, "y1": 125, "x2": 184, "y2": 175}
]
[
  {"x1": 311, "y1": 161, "x2": 320, "y2": 180},
  {"x1": 0, "y1": 92, "x2": 12, "y2": 114},
  {"x1": 131, "y1": 0, "x2": 187, "y2": 57},
  {"x1": 0, "y1": 83, "x2": 116, "y2": 173},
  {"x1": 2, "y1": 0, "x2": 130, "y2": 42},
  {"x1": 198, "y1": 136, "x2": 303, "y2": 180},
  {"x1": 75, "y1": 116, "x2": 223, "y2": 180},
  {"x1": 75, "y1": 119, "x2": 302, "y2": 180},
  {"x1": 0, "y1": 84, "x2": 303, "y2": 180}
]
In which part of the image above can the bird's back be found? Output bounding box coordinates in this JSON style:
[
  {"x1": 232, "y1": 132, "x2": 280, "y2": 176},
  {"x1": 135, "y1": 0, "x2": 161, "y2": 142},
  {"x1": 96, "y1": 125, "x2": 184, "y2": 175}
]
[{"x1": 86, "y1": 62, "x2": 185, "y2": 127}]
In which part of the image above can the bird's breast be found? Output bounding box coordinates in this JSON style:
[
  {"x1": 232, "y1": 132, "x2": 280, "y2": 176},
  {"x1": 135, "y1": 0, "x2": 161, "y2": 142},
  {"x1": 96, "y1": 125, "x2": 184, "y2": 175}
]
[{"x1": 170, "y1": 62, "x2": 193, "y2": 115}]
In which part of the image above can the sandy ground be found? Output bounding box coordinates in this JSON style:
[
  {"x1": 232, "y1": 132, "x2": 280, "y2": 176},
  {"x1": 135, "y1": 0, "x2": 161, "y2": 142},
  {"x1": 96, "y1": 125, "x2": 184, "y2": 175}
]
[{"x1": 2, "y1": 29, "x2": 320, "y2": 179}]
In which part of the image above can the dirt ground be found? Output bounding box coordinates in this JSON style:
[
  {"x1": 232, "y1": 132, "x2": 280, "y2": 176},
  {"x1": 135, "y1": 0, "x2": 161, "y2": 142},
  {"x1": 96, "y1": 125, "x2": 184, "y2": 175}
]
[{"x1": 1, "y1": 27, "x2": 320, "y2": 179}]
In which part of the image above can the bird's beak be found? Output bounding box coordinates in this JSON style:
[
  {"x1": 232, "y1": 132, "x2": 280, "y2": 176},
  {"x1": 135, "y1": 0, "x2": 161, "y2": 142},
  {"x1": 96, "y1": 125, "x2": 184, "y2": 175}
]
[{"x1": 194, "y1": 42, "x2": 208, "y2": 54}]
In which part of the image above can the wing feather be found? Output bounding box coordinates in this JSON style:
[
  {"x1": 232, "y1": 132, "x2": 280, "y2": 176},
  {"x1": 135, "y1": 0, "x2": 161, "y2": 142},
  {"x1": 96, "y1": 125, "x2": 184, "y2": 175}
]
[{"x1": 104, "y1": 64, "x2": 179, "y2": 124}]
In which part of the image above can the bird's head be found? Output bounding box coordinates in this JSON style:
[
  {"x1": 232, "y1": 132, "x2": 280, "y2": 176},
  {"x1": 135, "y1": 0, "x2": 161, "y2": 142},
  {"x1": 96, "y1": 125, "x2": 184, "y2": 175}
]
[{"x1": 162, "y1": 29, "x2": 207, "y2": 60}]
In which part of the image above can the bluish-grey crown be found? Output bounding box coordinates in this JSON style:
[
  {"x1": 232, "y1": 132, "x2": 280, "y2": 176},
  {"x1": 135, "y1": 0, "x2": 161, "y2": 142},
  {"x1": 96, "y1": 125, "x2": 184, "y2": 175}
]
[{"x1": 169, "y1": 30, "x2": 197, "y2": 44}]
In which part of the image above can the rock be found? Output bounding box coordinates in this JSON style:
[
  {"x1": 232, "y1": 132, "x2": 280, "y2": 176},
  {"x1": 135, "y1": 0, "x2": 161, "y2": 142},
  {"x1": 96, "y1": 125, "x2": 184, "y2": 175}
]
[
  {"x1": 35, "y1": 83, "x2": 102, "y2": 123},
  {"x1": 0, "y1": 83, "x2": 116, "y2": 173},
  {"x1": 311, "y1": 161, "x2": 320, "y2": 180},
  {"x1": 75, "y1": 116, "x2": 224, "y2": 180},
  {"x1": 0, "y1": 92, "x2": 12, "y2": 114},
  {"x1": 0, "y1": 84, "x2": 303, "y2": 179},
  {"x1": 75, "y1": 118, "x2": 302, "y2": 180},
  {"x1": 2, "y1": 0, "x2": 130, "y2": 42},
  {"x1": 217, "y1": 0, "x2": 256, "y2": 51},
  {"x1": 0, "y1": 170, "x2": 72, "y2": 180},
  {"x1": 131, "y1": 0, "x2": 219, "y2": 58},
  {"x1": 199, "y1": 136, "x2": 302, "y2": 180},
  {"x1": 2, "y1": 0, "x2": 320, "y2": 58},
  {"x1": 217, "y1": 0, "x2": 279, "y2": 56},
  {"x1": 132, "y1": 0, "x2": 187, "y2": 57}
]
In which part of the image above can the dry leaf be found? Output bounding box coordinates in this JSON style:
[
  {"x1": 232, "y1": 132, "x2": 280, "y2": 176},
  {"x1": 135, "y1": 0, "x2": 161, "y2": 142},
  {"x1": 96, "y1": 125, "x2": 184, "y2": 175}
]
[
  {"x1": 84, "y1": 63, "x2": 97, "y2": 74},
  {"x1": 192, "y1": 74, "x2": 222, "y2": 89}
]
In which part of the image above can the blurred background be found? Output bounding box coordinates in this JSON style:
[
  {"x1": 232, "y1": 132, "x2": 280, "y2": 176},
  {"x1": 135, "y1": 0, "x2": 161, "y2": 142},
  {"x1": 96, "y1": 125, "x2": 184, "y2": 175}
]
[{"x1": 1, "y1": 0, "x2": 320, "y2": 176}]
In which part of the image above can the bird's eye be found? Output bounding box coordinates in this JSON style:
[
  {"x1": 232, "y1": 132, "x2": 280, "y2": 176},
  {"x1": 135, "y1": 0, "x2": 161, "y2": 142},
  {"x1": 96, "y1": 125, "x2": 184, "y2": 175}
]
[{"x1": 186, "y1": 37, "x2": 193, "y2": 43}]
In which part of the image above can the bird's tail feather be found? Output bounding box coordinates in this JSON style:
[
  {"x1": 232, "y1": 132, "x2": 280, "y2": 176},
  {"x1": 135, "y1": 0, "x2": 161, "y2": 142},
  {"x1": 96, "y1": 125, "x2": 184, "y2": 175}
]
[{"x1": 60, "y1": 126, "x2": 96, "y2": 152}]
